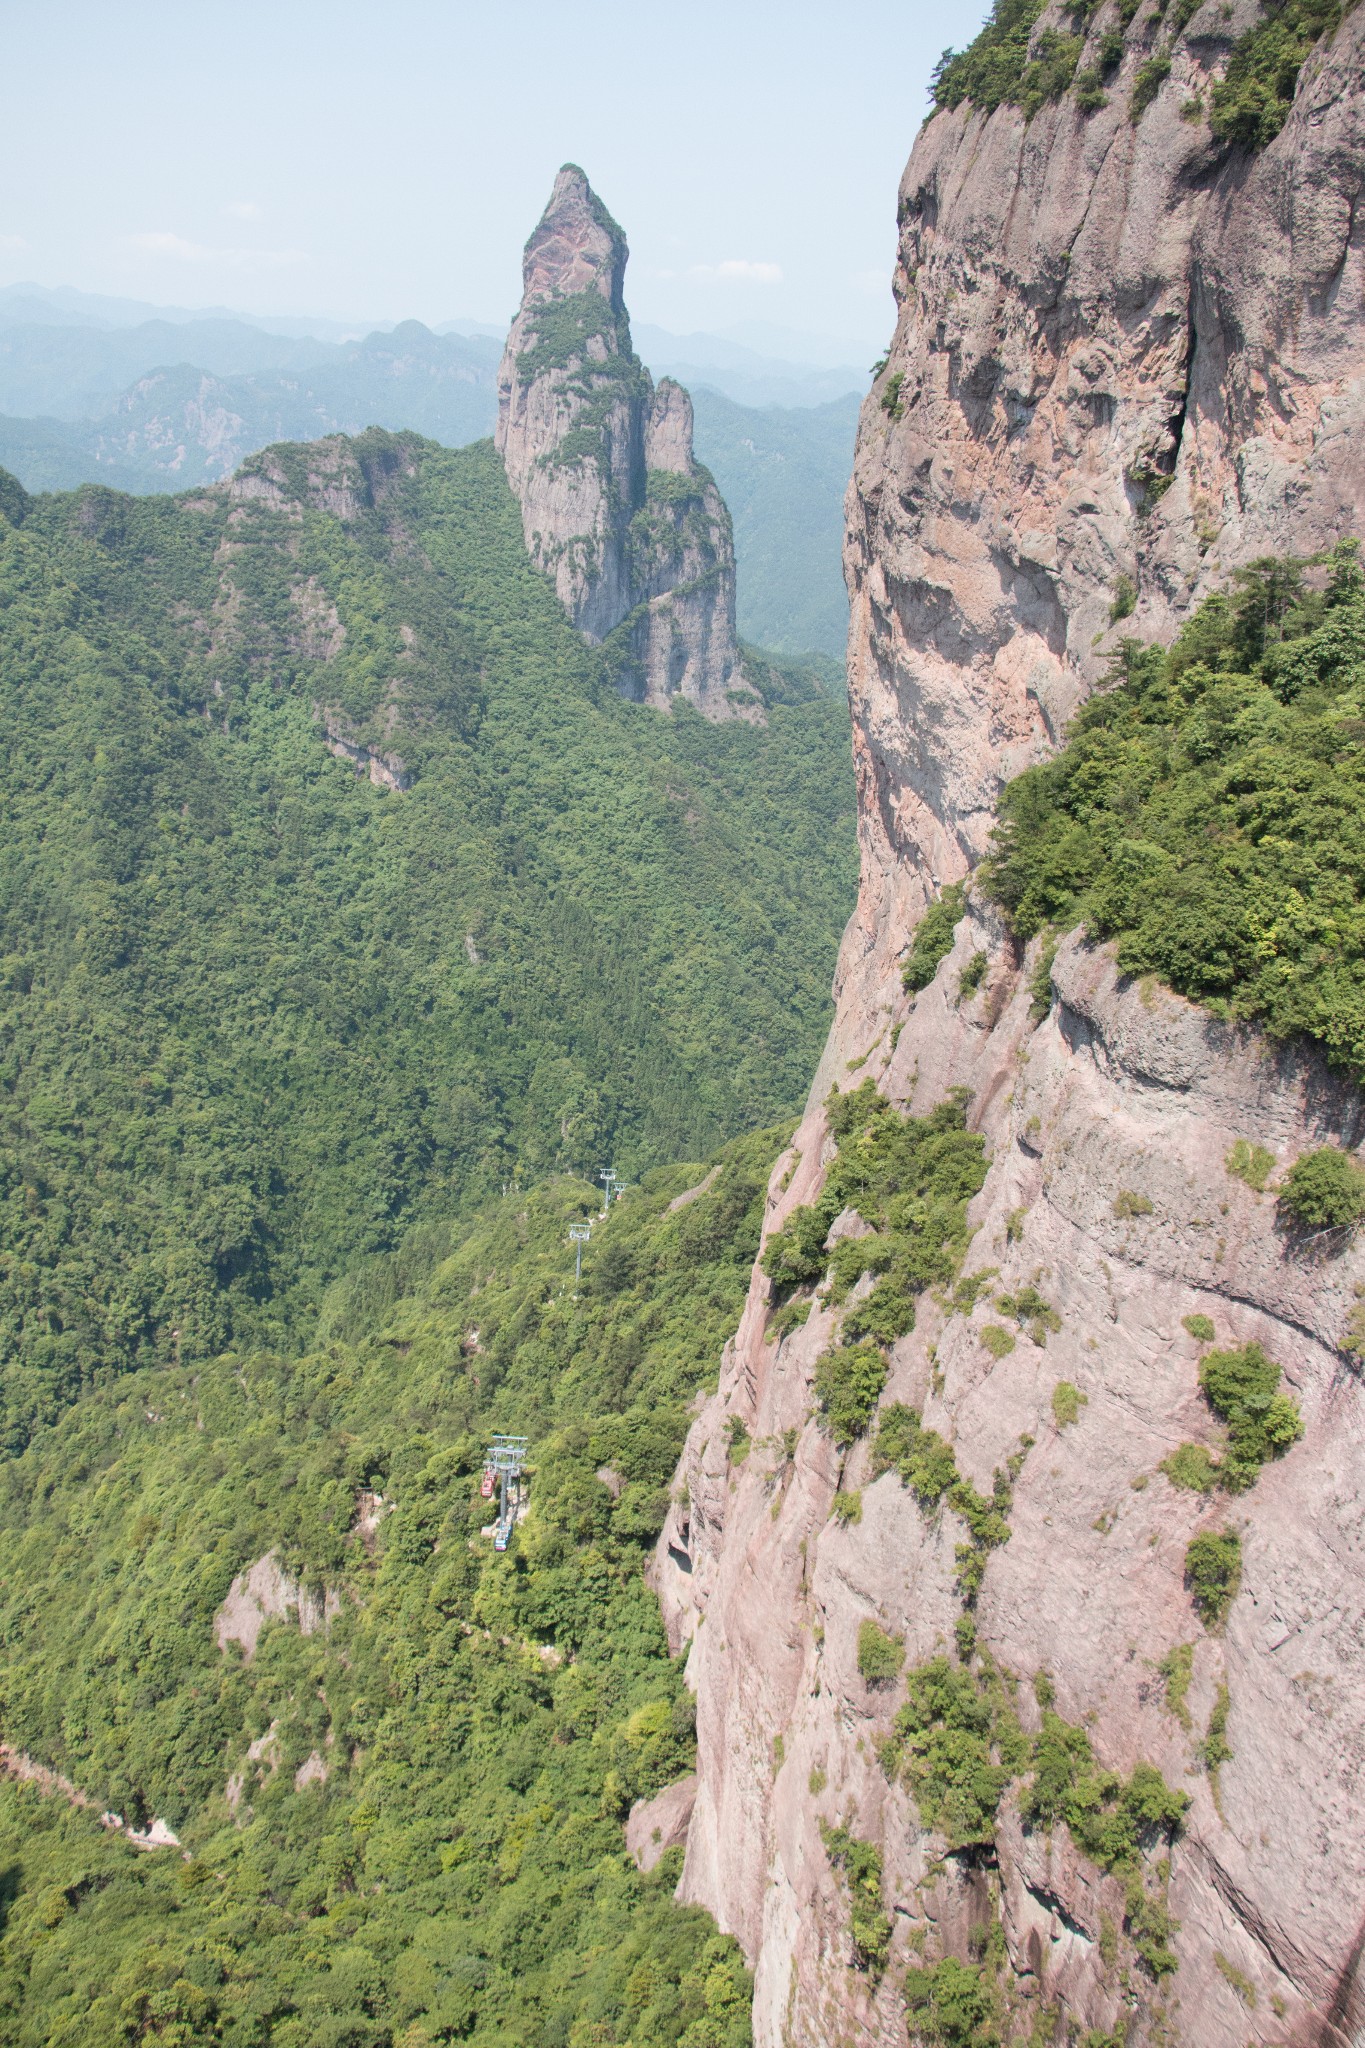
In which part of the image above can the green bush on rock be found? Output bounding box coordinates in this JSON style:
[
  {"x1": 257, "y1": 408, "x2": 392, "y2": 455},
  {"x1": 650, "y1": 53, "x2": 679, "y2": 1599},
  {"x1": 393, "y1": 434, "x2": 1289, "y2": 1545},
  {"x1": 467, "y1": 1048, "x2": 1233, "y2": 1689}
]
[
  {"x1": 1210, "y1": 0, "x2": 1348, "y2": 149},
  {"x1": 763, "y1": 1084, "x2": 987, "y2": 1355},
  {"x1": 819, "y1": 1822, "x2": 893, "y2": 1972},
  {"x1": 1198, "y1": 1342, "x2": 1303, "y2": 1489},
  {"x1": 1185, "y1": 1529, "x2": 1243, "y2": 1627},
  {"x1": 1279, "y1": 1145, "x2": 1365, "y2": 1232},
  {"x1": 815, "y1": 1343, "x2": 888, "y2": 1446},
  {"x1": 903, "y1": 1956, "x2": 999, "y2": 2046},
  {"x1": 985, "y1": 544, "x2": 1365, "y2": 1082},
  {"x1": 902, "y1": 883, "x2": 966, "y2": 992},
  {"x1": 857, "y1": 1620, "x2": 906, "y2": 1684}
]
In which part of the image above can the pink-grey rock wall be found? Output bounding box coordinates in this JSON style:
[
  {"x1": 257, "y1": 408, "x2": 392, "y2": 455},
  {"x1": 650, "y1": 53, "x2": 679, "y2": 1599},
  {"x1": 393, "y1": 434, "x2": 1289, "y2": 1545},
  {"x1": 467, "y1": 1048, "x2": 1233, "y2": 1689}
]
[{"x1": 655, "y1": 9, "x2": 1365, "y2": 2044}]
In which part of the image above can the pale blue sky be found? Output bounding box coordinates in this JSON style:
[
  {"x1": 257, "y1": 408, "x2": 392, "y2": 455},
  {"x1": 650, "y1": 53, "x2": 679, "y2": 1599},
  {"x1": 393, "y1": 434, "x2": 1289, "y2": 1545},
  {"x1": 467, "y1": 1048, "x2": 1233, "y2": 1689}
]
[{"x1": 4, "y1": 0, "x2": 991, "y2": 352}]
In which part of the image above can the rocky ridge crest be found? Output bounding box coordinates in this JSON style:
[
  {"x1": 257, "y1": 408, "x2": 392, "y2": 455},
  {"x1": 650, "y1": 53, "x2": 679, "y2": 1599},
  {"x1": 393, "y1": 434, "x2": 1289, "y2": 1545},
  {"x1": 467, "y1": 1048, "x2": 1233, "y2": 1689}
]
[
  {"x1": 495, "y1": 165, "x2": 749, "y2": 719},
  {"x1": 654, "y1": 7, "x2": 1365, "y2": 2044}
]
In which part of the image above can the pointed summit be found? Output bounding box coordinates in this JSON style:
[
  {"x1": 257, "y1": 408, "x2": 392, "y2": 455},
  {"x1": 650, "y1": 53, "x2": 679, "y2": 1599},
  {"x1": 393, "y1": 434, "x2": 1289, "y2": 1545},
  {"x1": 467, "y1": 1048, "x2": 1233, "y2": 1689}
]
[
  {"x1": 495, "y1": 167, "x2": 748, "y2": 720},
  {"x1": 518, "y1": 164, "x2": 627, "y2": 316}
]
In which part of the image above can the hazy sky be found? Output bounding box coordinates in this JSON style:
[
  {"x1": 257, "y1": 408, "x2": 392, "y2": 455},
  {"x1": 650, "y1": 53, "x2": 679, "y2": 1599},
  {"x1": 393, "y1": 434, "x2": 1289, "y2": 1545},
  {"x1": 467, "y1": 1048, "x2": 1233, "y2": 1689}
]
[{"x1": 4, "y1": 0, "x2": 991, "y2": 353}]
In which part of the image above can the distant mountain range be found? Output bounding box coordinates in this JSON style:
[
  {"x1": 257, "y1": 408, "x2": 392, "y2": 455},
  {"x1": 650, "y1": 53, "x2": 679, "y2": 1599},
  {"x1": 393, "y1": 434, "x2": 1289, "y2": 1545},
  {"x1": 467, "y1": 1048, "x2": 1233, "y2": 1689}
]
[
  {"x1": 0, "y1": 323, "x2": 501, "y2": 488},
  {"x1": 0, "y1": 283, "x2": 866, "y2": 654}
]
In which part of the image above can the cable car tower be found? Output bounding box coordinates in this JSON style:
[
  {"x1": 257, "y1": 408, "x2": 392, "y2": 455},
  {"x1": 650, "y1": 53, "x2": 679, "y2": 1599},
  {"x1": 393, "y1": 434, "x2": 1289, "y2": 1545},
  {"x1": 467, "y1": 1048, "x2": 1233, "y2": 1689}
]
[{"x1": 481, "y1": 1435, "x2": 529, "y2": 1551}]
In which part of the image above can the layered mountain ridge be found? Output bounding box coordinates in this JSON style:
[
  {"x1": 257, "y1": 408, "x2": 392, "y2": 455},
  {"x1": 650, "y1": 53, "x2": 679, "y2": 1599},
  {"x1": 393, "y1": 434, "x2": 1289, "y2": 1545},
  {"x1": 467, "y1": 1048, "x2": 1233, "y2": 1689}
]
[
  {"x1": 496, "y1": 166, "x2": 748, "y2": 719},
  {"x1": 654, "y1": 5, "x2": 1365, "y2": 2044}
]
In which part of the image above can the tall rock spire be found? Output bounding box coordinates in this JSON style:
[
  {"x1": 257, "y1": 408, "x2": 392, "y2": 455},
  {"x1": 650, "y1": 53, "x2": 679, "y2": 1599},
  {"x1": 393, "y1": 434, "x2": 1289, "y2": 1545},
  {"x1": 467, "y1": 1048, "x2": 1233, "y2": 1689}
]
[{"x1": 495, "y1": 165, "x2": 749, "y2": 720}]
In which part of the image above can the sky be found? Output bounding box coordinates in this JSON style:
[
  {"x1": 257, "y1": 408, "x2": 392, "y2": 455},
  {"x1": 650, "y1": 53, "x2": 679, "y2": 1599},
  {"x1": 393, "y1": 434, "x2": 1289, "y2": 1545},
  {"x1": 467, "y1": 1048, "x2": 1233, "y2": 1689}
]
[{"x1": 3, "y1": 0, "x2": 992, "y2": 358}]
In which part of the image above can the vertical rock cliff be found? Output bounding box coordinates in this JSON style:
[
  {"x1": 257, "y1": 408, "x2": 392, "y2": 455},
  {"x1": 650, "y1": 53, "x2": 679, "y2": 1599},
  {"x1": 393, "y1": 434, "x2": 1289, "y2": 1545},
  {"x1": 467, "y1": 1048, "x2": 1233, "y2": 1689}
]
[
  {"x1": 654, "y1": 6, "x2": 1365, "y2": 2044},
  {"x1": 496, "y1": 165, "x2": 748, "y2": 718}
]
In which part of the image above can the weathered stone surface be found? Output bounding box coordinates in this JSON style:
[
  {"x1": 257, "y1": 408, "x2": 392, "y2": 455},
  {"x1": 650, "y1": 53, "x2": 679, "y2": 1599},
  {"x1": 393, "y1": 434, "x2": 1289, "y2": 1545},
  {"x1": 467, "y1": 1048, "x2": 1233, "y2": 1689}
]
[
  {"x1": 214, "y1": 1551, "x2": 342, "y2": 1660},
  {"x1": 626, "y1": 1774, "x2": 698, "y2": 1872},
  {"x1": 495, "y1": 166, "x2": 748, "y2": 719},
  {"x1": 657, "y1": 12, "x2": 1365, "y2": 2044}
]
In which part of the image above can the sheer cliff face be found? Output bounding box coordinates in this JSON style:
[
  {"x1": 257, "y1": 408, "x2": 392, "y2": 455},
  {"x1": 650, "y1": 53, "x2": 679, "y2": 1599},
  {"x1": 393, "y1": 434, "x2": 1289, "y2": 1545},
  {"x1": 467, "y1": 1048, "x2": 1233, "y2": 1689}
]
[
  {"x1": 495, "y1": 166, "x2": 746, "y2": 719},
  {"x1": 655, "y1": 11, "x2": 1365, "y2": 2047}
]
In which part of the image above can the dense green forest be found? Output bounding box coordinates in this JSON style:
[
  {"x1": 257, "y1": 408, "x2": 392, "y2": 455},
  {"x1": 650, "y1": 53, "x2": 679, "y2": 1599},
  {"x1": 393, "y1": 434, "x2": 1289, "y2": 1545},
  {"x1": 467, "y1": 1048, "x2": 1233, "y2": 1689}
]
[
  {"x1": 0, "y1": 436, "x2": 856, "y2": 1449},
  {"x1": 0, "y1": 1126, "x2": 778, "y2": 2046},
  {"x1": 987, "y1": 542, "x2": 1365, "y2": 1073},
  {"x1": 0, "y1": 425, "x2": 855, "y2": 2043}
]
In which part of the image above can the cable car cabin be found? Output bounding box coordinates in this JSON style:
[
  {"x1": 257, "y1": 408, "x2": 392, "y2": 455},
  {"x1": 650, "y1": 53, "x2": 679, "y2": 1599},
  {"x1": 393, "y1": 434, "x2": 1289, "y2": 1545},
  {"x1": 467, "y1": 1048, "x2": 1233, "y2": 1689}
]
[
  {"x1": 494, "y1": 1527, "x2": 510, "y2": 1551},
  {"x1": 480, "y1": 1468, "x2": 495, "y2": 1497}
]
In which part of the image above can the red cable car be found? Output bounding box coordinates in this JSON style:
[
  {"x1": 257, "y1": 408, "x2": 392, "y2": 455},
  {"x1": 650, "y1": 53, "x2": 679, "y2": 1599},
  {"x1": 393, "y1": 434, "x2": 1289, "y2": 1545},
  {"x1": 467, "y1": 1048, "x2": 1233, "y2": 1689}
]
[{"x1": 480, "y1": 1467, "x2": 495, "y2": 1498}]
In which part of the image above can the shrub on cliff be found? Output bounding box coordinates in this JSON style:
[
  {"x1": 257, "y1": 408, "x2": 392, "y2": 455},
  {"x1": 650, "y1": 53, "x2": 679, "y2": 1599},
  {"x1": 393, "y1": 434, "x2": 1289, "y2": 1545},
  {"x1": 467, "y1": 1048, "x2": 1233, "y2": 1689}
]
[
  {"x1": 985, "y1": 543, "x2": 1365, "y2": 1082},
  {"x1": 1186, "y1": 1529, "x2": 1243, "y2": 1626},
  {"x1": 826, "y1": 1084, "x2": 989, "y2": 1336},
  {"x1": 932, "y1": 0, "x2": 1085, "y2": 122},
  {"x1": 902, "y1": 882, "x2": 966, "y2": 991},
  {"x1": 857, "y1": 1619, "x2": 906, "y2": 1684},
  {"x1": 1210, "y1": 0, "x2": 1346, "y2": 149},
  {"x1": 819, "y1": 1822, "x2": 894, "y2": 1972},
  {"x1": 887, "y1": 1654, "x2": 1025, "y2": 1848},
  {"x1": 815, "y1": 1342, "x2": 889, "y2": 1445},
  {"x1": 1198, "y1": 1341, "x2": 1303, "y2": 1488},
  {"x1": 869, "y1": 1404, "x2": 1013, "y2": 1601},
  {"x1": 903, "y1": 1957, "x2": 999, "y2": 2046},
  {"x1": 761, "y1": 1200, "x2": 835, "y2": 1289},
  {"x1": 1279, "y1": 1144, "x2": 1365, "y2": 1232},
  {"x1": 765, "y1": 1085, "x2": 987, "y2": 1355},
  {"x1": 1023, "y1": 1715, "x2": 1187, "y2": 1973},
  {"x1": 872, "y1": 1404, "x2": 961, "y2": 1507}
]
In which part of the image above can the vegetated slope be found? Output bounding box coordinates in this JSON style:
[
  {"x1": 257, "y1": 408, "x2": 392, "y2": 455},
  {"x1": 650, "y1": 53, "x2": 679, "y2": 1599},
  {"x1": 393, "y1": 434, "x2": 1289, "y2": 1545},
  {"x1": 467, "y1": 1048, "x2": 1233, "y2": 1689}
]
[
  {"x1": 0, "y1": 349, "x2": 861, "y2": 667},
  {"x1": 688, "y1": 389, "x2": 861, "y2": 659},
  {"x1": 988, "y1": 544, "x2": 1365, "y2": 1069},
  {"x1": 0, "y1": 1128, "x2": 774, "y2": 2048},
  {"x1": 931, "y1": 0, "x2": 1354, "y2": 143},
  {"x1": 0, "y1": 436, "x2": 856, "y2": 1448}
]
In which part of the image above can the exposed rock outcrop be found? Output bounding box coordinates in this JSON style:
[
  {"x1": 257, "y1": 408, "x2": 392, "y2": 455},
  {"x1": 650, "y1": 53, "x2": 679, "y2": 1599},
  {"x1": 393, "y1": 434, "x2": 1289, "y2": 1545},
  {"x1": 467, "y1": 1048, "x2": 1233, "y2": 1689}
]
[
  {"x1": 657, "y1": 9, "x2": 1365, "y2": 2045},
  {"x1": 626, "y1": 1774, "x2": 698, "y2": 1872},
  {"x1": 214, "y1": 1551, "x2": 342, "y2": 1660},
  {"x1": 496, "y1": 165, "x2": 749, "y2": 719}
]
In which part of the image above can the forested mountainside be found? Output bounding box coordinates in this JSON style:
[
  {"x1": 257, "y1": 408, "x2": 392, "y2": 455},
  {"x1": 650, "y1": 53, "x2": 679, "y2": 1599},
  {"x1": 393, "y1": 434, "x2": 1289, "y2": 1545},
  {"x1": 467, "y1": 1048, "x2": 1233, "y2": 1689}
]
[
  {"x1": 688, "y1": 391, "x2": 858, "y2": 660},
  {"x1": 0, "y1": 1125, "x2": 772, "y2": 2047},
  {"x1": 0, "y1": 432, "x2": 855, "y2": 1453},
  {"x1": 657, "y1": 0, "x2": 1365, "y2": 2043},
  {"x1": 0, "y1": 285, "x2": 863, "y2": 664}
]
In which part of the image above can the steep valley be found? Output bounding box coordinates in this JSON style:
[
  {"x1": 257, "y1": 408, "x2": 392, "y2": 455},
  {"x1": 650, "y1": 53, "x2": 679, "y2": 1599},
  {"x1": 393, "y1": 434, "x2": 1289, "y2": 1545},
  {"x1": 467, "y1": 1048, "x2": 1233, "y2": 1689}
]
[
  {"x1": 0, "y1": 166, "x2": 858, "y2": 2048},
  {"x1": 1, "y1": 2, "x2": 1364, "y2": 2044}
]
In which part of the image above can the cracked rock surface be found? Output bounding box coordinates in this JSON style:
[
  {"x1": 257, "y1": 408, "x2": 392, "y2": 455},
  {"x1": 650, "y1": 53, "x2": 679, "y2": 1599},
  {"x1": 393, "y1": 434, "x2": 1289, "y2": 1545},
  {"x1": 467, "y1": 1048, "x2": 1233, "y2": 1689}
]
[{"x1": 655, "y1": 12, "x2": 1365, "y2": 2044}]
